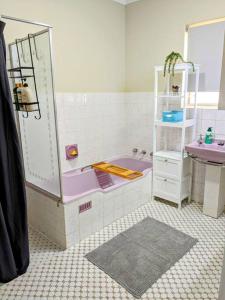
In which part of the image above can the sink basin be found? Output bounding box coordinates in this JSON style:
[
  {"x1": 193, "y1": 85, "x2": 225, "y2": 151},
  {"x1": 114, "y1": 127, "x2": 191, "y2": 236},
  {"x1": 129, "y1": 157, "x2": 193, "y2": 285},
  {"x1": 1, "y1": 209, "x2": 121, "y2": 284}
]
[
  {"x1": 186, "y1": 140, "x2": 225, "y2": 218},
  {"x1": 185, "y1": 140, "x2": 225, "y2": 164}
]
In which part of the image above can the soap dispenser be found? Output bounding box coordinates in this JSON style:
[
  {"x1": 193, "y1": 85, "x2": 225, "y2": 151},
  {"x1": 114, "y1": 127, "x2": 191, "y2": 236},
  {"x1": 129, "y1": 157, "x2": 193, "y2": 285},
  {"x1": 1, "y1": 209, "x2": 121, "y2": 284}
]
[{"x1": 205, "y1": 127, "x2": 214, "y2": 144}]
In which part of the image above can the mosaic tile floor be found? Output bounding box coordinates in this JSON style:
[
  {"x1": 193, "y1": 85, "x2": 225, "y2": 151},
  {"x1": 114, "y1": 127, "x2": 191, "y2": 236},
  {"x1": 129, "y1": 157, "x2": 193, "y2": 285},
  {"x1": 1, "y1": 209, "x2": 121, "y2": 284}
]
[{"x1": 0, "y1": 200, "x2": 225, "y2": 300}]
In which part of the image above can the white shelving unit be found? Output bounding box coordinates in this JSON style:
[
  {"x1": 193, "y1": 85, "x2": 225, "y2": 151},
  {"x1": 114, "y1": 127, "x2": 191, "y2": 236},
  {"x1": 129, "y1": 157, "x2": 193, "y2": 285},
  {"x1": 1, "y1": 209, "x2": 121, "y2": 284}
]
[{"x1": 153, "y1": 63, "x2": 200, "y2": 209}]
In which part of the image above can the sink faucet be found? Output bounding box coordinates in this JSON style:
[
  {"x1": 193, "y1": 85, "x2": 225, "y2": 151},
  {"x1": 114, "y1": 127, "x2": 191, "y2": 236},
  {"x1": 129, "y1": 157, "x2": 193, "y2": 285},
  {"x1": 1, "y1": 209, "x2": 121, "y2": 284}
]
[{"x1": 197, "y1": 134, "x2": 204, "y2": 145}]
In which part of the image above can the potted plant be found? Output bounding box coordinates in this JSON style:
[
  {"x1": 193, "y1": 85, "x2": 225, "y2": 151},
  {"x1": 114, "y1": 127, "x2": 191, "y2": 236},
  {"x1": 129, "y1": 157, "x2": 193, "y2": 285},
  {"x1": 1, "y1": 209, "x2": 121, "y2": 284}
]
[
  {"x1": 163, "y1": 51, "x2": 195, "y2": 77},
  {"x1": 172, "y1": 85, "x2": 180, "y2": 93}
]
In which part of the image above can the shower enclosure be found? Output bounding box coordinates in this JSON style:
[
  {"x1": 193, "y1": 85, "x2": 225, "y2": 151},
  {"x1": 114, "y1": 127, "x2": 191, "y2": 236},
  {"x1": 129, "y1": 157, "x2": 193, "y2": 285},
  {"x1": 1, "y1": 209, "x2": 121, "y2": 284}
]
[{"x1": 3, "y1": 15, "x2": 62, "y2": 200}]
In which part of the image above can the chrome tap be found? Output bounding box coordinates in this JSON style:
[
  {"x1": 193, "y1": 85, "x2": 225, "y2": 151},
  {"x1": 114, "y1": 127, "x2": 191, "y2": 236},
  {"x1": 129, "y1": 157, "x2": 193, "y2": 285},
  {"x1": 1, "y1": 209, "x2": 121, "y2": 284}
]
[
  {"x1": 197, "y1": 134, "x2": 204, "y2": 145},
  {"x1": 139, "y1": 150, "x2": 147, "y2": 160},
  {"x1": 132, "y1": 148, "x2": 138, "y2": 154}
]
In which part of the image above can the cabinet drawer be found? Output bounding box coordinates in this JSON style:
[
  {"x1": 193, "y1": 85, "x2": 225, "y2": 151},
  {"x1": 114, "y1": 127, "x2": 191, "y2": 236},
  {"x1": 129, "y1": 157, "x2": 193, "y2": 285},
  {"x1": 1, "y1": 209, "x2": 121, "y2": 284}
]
[
  {"x1": 153, "y1": 156, "x2": 180, "y2": 179},
  {"x1": 153, "y1": 175, "x2": 179, "y2": 201}
]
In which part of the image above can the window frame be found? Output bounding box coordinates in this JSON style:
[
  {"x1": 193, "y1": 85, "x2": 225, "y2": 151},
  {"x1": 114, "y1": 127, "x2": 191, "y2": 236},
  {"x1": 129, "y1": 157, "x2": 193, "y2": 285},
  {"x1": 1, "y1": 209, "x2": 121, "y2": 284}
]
[{"x1": 184, "y1": 17, "x2": 225, "y2": 108}]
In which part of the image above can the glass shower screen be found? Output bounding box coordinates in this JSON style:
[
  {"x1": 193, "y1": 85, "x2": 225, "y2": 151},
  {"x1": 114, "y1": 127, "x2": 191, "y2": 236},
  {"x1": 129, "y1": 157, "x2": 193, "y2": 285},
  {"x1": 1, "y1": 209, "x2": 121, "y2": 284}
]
[{"x1": 8, "y1": 29, "x2": 61, "y2": 198}]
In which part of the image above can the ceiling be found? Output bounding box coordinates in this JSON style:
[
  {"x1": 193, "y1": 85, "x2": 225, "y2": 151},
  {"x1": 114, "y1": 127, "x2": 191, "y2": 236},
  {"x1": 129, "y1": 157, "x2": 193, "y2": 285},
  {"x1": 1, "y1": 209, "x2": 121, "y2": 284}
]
[{"x1": 113, "y1": 0, "x2": 140, "y2": 5}]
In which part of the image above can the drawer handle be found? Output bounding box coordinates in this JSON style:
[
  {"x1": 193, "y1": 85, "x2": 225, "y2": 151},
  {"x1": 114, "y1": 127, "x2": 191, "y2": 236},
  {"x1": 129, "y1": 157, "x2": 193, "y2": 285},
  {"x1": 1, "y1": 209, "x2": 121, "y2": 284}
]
[
  {"x1": 164, "y1": 159, "x2": 168, "y2": 162},
  {"x1": 164, "y1": 178, "x2": 167, "y2": 182}
]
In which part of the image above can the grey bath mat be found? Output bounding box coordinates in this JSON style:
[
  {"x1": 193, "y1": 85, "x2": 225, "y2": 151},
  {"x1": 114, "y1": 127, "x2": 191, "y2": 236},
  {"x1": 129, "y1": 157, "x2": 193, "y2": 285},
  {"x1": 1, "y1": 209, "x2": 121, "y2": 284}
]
[{"x1": 85, "y1": 217, "x2": 197, "y2": 298}]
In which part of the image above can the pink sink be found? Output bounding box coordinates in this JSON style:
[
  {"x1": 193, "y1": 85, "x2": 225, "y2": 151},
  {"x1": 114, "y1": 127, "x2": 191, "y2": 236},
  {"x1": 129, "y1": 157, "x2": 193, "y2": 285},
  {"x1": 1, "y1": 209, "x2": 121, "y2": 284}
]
[{"x1": 185, "y1": 140, "x2": 225, "y2": 164}]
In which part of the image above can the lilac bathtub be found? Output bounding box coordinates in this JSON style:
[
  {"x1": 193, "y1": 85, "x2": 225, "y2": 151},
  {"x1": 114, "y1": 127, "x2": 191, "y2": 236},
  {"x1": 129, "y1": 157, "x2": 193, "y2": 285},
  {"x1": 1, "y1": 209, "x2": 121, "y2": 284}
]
[{"x1": 62, "y1": 156, "x2": 152, "y2": 203}]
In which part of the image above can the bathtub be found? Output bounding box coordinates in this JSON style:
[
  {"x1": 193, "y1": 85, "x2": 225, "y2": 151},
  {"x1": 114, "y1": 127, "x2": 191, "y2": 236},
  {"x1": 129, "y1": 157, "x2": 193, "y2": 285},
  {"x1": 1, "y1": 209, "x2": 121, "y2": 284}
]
[
  {"x1": 61, "y1": 156, "x2": 152, "y2": 246},
  {"x1": 27, "y1": 156, "x2": 153, "y2": 249},
  {"x1": 63, "y1": 156, "x2": 152, "y2": 203}
]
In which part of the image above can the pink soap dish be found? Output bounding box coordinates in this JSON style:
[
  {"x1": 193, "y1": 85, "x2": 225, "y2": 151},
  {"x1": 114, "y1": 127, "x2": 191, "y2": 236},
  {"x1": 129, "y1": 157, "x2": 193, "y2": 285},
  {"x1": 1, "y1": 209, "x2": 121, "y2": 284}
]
[{"x1": 65, "y1": 144, "x2": 78, "y2": 160}]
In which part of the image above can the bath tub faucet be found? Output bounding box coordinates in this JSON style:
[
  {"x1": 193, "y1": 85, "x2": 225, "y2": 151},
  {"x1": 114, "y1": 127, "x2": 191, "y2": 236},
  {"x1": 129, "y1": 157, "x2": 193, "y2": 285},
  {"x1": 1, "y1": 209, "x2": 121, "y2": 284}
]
[
  {"x1": 132, "y1": 148, "x2": 138, "y2": 154},
  {"x1": 139, "y1": 150, "x2": 147, "y2": 160},
  {"x1": 81, "y1": 165, "x2": 92, "y2": 172}
]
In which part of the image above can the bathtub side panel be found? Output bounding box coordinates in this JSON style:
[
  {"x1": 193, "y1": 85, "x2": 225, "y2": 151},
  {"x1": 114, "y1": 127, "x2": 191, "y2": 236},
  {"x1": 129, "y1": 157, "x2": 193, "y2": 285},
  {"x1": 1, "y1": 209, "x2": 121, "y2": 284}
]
[
  {"x1": 26, "y1": 186, "x2": 67, "y2": 249},
  {"x1": 64, "y1": 192, "x2": 103, "y2": 247}
]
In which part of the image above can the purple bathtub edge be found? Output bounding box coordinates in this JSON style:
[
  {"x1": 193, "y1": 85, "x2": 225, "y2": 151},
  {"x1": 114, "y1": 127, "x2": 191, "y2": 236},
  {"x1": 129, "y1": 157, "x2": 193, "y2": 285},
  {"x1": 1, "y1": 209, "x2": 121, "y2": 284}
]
[{"x1": 62, "y1": 156, "x2": 152, "y2": 204}]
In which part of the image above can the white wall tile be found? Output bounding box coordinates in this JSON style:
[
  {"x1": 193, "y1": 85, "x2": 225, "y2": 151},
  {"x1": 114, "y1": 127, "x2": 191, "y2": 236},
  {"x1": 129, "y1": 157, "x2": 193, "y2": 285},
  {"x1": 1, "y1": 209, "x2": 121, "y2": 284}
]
[
  {"x1": 56, "y1": 91, "x2": 225, "y2": 205},
  {"x1": 201, "y1": 109, "x2": 217, "y2": 120},
  {"x1": 215, "y1": 120, "x2": 225, "y2": 135},
  {"x1": 201, "y1": 119, "x2": 216, "y2": 134},
  {"x1": 56, "y1": 92, "x2": 154, "y2": 172}
]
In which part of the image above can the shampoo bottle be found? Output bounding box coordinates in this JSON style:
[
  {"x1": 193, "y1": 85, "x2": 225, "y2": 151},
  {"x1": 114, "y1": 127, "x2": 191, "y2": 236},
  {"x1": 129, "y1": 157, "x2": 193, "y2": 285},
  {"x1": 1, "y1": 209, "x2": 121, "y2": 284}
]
[
  {"x1": 17, "y1": 83, "x2": 25, "y2": 111},
  {"x1": 205, "y1": 127, "x2": 214, "y2": 144},
  {"x1": 13, "y1": 83, "x2": 21, "y2": 110},
  {"x1": 21, "y1": 83, "x2": 34, "y2": 112}
]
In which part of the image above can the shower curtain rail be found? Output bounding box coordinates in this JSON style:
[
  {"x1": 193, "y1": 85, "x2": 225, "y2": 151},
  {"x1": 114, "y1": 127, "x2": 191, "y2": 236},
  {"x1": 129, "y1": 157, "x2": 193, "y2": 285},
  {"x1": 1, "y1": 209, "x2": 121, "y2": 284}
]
[{"x1": 0, "y1": 15, "x2": 52, "y2": 28}]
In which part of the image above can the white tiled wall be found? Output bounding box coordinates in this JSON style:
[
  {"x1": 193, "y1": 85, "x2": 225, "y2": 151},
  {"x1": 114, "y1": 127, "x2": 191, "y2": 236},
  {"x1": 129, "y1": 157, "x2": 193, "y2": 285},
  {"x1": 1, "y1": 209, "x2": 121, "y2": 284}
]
[
  {"x1": 56, "y1": 92, "x2": 225, "y2": 204},
  {"x1": 125, "y1": 93, "x2": 154, "y2": 155},
  {"x1": 56, "y1": 92, "x2": 154, "y2": 172},
  {"x1": 56, "y1": 93, "x2": 127, "y2": 171},
  {"x1": 197, "y1": 109, "x2": 225, "y2": 140}
]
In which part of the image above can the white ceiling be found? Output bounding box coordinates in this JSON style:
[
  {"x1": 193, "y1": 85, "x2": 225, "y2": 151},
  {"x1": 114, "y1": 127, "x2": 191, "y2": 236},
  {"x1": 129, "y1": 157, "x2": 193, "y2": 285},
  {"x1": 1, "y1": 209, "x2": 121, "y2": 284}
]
[{"x1": 113, "y1": 0, "x2": 140, "y2": 5}]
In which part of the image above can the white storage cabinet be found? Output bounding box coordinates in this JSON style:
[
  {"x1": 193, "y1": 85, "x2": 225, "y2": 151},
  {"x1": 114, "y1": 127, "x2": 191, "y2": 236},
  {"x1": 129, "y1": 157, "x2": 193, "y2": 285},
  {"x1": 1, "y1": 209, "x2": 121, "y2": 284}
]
[{"x1": 153, "y1": 64, "x2": 200, "y2": 209}]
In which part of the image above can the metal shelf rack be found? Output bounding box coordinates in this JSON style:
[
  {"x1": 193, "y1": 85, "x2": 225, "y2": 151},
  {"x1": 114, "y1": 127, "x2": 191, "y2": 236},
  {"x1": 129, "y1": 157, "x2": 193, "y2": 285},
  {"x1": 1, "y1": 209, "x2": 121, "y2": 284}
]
[{"x1": 8, "y1": 34, "x2": 41, "y2": 120}]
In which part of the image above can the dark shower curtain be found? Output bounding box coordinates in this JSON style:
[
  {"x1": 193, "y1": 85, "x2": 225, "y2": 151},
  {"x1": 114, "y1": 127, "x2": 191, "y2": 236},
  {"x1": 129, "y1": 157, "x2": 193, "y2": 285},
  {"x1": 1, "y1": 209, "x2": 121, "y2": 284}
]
[{"x1": 0, "y1": 21, "x2": 29, "y2": 282}]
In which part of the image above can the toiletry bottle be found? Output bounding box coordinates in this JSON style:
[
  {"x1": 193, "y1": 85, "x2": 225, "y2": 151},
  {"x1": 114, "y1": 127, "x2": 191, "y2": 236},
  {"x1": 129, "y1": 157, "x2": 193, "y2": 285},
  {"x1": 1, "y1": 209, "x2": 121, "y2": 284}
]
[
  {"x1": 205, "y1": 127, "x2": 214, "y2": 144},
  {"x1": 17, "y1": 83, "x2": 24, "y2": 111},
  {"x1": 13, "y1": 83, "x2": 21, "y2": 110},
  {"x1": 21, "y1": 82, "x2": 34, "y2": 112}
]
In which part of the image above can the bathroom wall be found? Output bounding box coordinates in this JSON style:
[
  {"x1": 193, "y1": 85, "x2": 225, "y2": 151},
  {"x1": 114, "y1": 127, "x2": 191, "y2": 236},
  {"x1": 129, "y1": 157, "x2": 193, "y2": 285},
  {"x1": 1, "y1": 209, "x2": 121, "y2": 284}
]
[
  {"x1": 196, "y1": 109, "x2": 225, "y2": 140},
  {"x1": 125, "y1": 92, "x2": 154, "y2": 154},
  {"x1": 4, "y1": 0, "x2": 224, "y2": 93},
  {"x1": 125, "y1": 0, "x2": 225, "y2": 91},
  {"x1": 56, "y1": 92, "x2": 153, "y2": 172},
  {"x1": 124, "y1": 0, "x2": 225, "y2": 201},
  {"x1": 3, "y1": 0, "x2": 225, "y2": 206},
  {"x1": 56, "y1": 93, "x2": 127, "y2": 171},
  {"x1": 1, "y1": 0, "x2": 126, "y2": 92},
  {"x1": 57, "y1": 91, "x2": 225, "y2": 202}
]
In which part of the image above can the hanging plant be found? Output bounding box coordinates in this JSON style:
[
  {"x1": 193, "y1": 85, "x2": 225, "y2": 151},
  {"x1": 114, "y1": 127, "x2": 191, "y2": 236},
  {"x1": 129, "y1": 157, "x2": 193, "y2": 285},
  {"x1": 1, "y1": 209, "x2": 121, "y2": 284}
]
[{"x1": 163, "y1": 51, "x2": 195, "y2": 77}]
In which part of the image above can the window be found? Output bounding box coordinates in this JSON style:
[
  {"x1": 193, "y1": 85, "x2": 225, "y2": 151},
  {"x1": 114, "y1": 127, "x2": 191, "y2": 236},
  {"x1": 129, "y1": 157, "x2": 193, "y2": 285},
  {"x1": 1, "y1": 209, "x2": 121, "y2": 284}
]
[
  {"x1": 186, "y1": 17, "x2": 225, "y2": 108},
  {"x1": 188, "y1": 92, "x2": 219, "y2": 107}
]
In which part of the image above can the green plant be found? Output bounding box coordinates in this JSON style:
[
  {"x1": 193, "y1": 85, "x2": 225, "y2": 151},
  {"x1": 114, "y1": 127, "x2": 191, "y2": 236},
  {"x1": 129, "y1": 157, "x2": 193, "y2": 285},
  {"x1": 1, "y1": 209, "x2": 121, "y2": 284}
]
[{"x1": 163, "y1": 51, "x2": 195, "y2": 77}]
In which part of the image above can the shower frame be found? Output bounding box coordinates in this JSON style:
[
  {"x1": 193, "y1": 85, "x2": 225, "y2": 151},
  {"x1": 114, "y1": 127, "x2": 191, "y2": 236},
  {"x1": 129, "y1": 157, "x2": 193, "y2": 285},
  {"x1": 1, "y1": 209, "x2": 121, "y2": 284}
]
[{"x1": 0, "y1": 14, "x2": 63, "y2": 202}]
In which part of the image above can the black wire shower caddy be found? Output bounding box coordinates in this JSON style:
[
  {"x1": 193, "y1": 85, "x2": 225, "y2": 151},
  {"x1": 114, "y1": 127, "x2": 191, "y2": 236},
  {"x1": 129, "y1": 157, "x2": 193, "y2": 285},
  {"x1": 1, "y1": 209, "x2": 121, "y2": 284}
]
[{"x1": 8, "y1": 34, "x2": 41, "y2": 120}]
